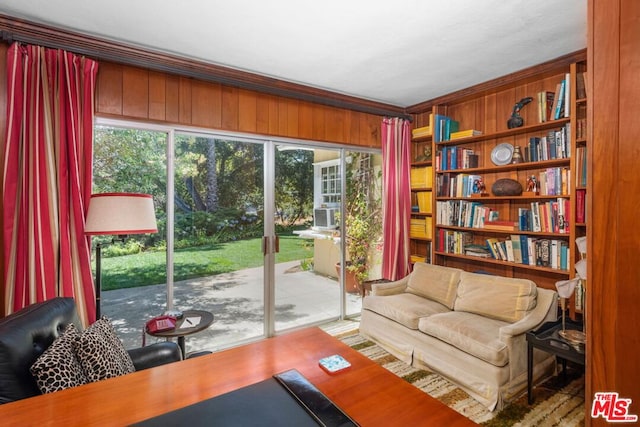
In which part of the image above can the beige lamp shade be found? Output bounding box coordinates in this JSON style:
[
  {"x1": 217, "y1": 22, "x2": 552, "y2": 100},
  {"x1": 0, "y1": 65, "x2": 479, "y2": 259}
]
[{"x1": 85, "y1": 193, "x2": 158, "y2": 235}]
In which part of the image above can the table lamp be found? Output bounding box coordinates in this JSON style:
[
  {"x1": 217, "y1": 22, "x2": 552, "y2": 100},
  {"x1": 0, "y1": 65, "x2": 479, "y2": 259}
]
[
  {"x1": 555, "y1": 278, "x2": 580, "y2": 341},
  {"x1": 85, "y1": 193, "x2": 158, "y2": 319}
]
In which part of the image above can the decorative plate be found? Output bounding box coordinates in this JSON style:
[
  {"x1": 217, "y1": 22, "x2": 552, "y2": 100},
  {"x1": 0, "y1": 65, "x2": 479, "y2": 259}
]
[{"x1": 491, "y1": 143, "x2": 514, "y2": 165}]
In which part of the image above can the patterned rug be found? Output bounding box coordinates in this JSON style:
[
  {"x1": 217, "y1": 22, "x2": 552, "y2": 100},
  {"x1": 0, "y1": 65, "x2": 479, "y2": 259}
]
[{"x1": 330, "y1": 326, "x2": 585, "y2": 427}]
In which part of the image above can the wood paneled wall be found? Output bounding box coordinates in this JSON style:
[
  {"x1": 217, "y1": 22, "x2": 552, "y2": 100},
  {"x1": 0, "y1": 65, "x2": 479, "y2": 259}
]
[
  {"x1": 588, "y1": 1, "x2": 640, "y2": 425},
  {"x1": 96, "y1": 62, "x2": 382, "y2": 147}
]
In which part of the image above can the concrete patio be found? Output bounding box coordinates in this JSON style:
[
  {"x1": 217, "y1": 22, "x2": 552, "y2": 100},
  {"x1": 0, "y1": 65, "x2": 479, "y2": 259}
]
[{"x1": 101, "y1": 261, "x2": 363, "y2": 354}]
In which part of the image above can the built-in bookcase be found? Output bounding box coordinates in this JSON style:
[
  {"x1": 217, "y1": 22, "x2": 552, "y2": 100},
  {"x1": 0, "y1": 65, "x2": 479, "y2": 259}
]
[{"x1": 409, "y1": 57, "x2": 587, "y2": 315}]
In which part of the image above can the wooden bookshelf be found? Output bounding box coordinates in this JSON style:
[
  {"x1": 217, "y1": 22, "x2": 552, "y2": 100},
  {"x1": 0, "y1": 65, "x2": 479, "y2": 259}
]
[{"x1": 410, "y1": 57, "x2": 587, "y2": 312}]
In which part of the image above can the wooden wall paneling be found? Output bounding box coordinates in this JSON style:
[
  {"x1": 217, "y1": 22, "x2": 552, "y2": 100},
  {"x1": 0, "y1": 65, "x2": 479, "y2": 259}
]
[
  {"x1": 96, "y1": 62, "x2": 123, "y2": 115},
  {"x1": 237, "y1": 88, "x2": 257, "y2": 133},
  {"x1": 616, "y1": 0, "x2": 640, "y2": 405},
  {"x1": 191, "y1": 80, "x2": 221, "y2": 129},
  {"x1": 122, "y1": 67, "x2": 149, "y2": 119},
  {"x1": 221, "y1": 86, "x2": 239, "y2": 130},
  {"x1": 148, "y1": 71, "x2": 166, "y2": 121},
  {"x1": 311, "y1": 104, "x2": 326, "y2": 142},
  {"x1": 362, "y1": 113, "x2": 380, "y2": 148},
  {"x1": 178, "y1": 77, "x2": 192, "y2": 125},
  {"x1": 324, "y1": 106, "x2": 345, "y2": 144},
  {"x1": 277, "y1": 97, "x2": 290, "y2": 138},
  {"x1": 349, "y1": 110, "x2": 360, "y2": 145},
  {"x1": 589, "y1": 0, "x2": 620, "y2": 419},
  {"x1": 298, "y1": 101, "x2": 313, "y2": 140},
  {"x1": 267, "y1": 95, "x2": 279, "y2": 136},
  {"x1": 164, "y1": 74, "x2": 180, "y2": 123},
  {"x1": 284, "y1": 98, "x2": 299, "y2": 139},
  {"x1": 254, "y1": 93, "x2": 271, "y2": 135}
]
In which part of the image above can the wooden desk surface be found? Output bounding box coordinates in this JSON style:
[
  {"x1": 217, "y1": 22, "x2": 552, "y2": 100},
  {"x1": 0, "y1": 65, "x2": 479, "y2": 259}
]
[{"x1": 1, "y1": 327, "x2": 476, "y2": 426}]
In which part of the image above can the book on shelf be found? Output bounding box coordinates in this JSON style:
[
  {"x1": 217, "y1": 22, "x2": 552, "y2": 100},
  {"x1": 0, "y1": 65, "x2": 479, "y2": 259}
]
[
  {"x1": 464, "y1": 244, "x2": 492, "y2": 258},
  {"x1": 410, "y1": 166, "x2": 433, "y2": 188},
  {"x1": 564, "y1": 72, "x2": 571, "y2": 117},
  {"x1": 483, "y1": 220, "x2": 518, "y2": 231},
  {"x1": 576, "y1": 189, "x2": 586, "y2": 223},
  {"x1": 415, "y1": 191, "x2": 432, "y2": 213},
  {"x1": 576, "y1": 72, "x2": 587, "y2": 100},
  {"x1": 449, "y1": 129, "x2": 483, "y2": 140},
  {"x1": 537, "y1": 91, "x2": 555, "y2": 122},
  {"x1": 410, "y1": 217, "x2": 433, "y2": 239},
  {"x1": 412, "y1": 114, "x2": 434, "y2": 138}
]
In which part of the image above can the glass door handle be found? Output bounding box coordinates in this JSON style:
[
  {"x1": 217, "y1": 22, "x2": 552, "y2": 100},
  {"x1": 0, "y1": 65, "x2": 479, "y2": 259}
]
[{"x1": 262, "y1": 236, "x2": 280, "y2": 255}]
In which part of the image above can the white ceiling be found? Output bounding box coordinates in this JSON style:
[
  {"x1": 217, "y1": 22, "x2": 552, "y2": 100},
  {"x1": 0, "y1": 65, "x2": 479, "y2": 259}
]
[{"x1": 0, "y1": 0, "x2": 587, "y2": 108}]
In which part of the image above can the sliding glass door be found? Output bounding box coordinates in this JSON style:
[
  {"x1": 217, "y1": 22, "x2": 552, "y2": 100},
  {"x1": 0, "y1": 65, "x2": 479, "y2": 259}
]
[{"x1": 94, "y1": 121, "x2": 379, "y2": 351}]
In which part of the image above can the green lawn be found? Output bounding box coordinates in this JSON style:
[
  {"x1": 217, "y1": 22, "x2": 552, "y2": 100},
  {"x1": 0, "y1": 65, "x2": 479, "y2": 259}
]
[{"x1": 98, "y1": 235, "x2": 312, "y2": 290}]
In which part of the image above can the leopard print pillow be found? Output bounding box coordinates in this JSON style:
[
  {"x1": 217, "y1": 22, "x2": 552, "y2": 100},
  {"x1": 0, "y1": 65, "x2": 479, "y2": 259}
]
[
  {"x1": 74, "y1": 316, "x2": 135, "y2": 382},
  {"x1": 30, "y1": 324, "x2": 88, "y2": 394}
]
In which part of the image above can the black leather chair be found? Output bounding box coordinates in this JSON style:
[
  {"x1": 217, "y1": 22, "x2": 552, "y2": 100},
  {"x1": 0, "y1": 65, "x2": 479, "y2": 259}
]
[{"x1": 0, "y1": 297, "x2": 182, "y2": 404}]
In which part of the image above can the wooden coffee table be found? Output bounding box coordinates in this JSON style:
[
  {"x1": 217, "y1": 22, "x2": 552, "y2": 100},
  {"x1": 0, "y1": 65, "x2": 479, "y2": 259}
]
[{"x1": 0, "y1": 327, "x2": 476, "y2": 426}]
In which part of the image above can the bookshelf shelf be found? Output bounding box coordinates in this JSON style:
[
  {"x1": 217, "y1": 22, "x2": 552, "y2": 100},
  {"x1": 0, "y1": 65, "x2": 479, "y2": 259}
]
[
  {"x1": 434, "y1": 117, "x2": 571, "y2": 147},
  {"x1": 435, "y1": 224, "x2": 571, "y2": 238},
  {"x1": 434, "y1": 252, "x2": 571, "y2": 275}
]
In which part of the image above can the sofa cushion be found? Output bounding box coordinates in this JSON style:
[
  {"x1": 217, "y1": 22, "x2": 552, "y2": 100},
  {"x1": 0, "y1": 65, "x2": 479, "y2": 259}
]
[
  {"x1": 418, "y1": 311, "x2": 510, "y2": 367},
  {"x1": 454, "y1": 272, "x2": 537, "y2": 323},
  {"x1": 29, "y1": 324, "x2": 88, "y2": 394},
  {"x1": 363, "y1": 293, "x2": 450, "y2": 329},
  {"x1": 405, "y1": 263, "x2": 462, "y2": 309},
  {"x1": 74, "y1": 317, "x2": 135, "y2": 382}
]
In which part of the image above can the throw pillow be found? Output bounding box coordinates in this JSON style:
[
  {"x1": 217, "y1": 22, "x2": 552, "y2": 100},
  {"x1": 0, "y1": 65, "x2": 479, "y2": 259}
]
[
  {"x1": 454, "y1": 272, "x2": 537, "y2": 323},
  {"x1": 74, "y1": 316, "x2": 135, "y2": 382},
  {"x1": 406, "y1": 263, "x2": 462, "y2": 309},
  {"x1": 30, "y1": 324, "x2": 88, "y2": 394}
]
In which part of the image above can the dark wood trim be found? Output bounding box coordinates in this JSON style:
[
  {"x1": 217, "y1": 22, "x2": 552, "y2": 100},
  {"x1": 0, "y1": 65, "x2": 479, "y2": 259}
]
[
  {"x1": 407, "y1": 50, "x2": 587, "y2": 113},
  {"x1": 0, "y1": 14, "x2": 407, "y2": 119}
]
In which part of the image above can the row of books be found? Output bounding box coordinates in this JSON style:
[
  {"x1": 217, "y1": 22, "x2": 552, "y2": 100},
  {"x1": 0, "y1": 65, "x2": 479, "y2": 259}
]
[
  {"x1": 435, "y1": 230, "x2": 571, "y2": 271},
  {"x1": 536, "y1": 90, "x2": 556, "y2": 123},
  {"x1": 485, "y1": 236, "x2": 571, "y2": 270},
  {"x1": 518, "y1": 198, "x2": 570, "y2": 234},
  {"x1": 433, "y1": 114, "x2": 459, "y2": 143},
  {"x1": 526, "y1": 125, "x2": 571, "y2": 162},
  {"x1": 436, "y1": 173, "x2": 485, "y2": 198},
  {"x1": 437, "y1": 200, "x2": 498, "y2": 229},
  {"x1": 550, "y1": 74, "x2": 571, "y2": 120},
  {"x1": 436, "y1": 146, "x2": 479, "y2": 171},
  {"x1": 410, "y1": 217, "x2": 433, "y2": 239},
  {"x1": 436, "y1": 198, "x2": 570, "y2": 234},
  {"x1": 533, "y1": 167, "x2": 571, "y2": 196}
]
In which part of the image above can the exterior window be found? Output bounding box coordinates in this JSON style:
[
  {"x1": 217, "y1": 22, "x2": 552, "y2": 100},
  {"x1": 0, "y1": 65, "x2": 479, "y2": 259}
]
[{"x1": 315, "y1": 159, "x2": 341, "y2": 207}]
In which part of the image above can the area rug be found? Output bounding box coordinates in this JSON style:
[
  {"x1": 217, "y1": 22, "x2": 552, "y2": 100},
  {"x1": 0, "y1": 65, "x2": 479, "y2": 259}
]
[{"x1": 336, "y1": 330, "x2": 585, "y2": 427}]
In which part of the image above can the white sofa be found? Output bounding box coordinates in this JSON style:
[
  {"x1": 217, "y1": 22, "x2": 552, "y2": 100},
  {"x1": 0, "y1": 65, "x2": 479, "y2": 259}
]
[{"x1": 360, "y1": 262, "x2": 558, "y2": 410}]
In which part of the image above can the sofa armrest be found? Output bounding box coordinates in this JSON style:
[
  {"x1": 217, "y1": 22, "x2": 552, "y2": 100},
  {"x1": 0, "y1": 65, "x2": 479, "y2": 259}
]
[
  {"x1": 371, "y1": 276, "x2": 409, "y2": 296},
  {"x1": 499, "y1": 288, "x2": 558, "y2": 381},
  {"x1": 128, "y1": 342, "x2": 182, "y2": 371},
  {"x1": 499, "y1": 288, "x2": 558, "y2": 340}
]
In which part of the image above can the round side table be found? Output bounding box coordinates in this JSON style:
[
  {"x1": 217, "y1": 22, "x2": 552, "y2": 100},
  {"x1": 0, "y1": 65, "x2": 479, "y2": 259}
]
[{"x1": 146, "y1": 309, "x2": 214, "y2": 359}]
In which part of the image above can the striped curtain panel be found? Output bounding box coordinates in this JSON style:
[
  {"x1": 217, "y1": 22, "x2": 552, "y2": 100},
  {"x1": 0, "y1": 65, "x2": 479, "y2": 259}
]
[
  {"x1": 3, "y1": 43, "x2": 98, "y2": 324},
  {"x1": 381, "y1": 117, "x2": 412, "y2": 281}
]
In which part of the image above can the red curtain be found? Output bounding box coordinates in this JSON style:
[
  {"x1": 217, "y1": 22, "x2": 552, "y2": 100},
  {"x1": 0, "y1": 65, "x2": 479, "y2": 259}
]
[
  {"x1": 381, "y1": 117, "x2": 412, "y2": 281},
  {"x1": 3, "y1": 43, "x2": 98, "y2": 324}
]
